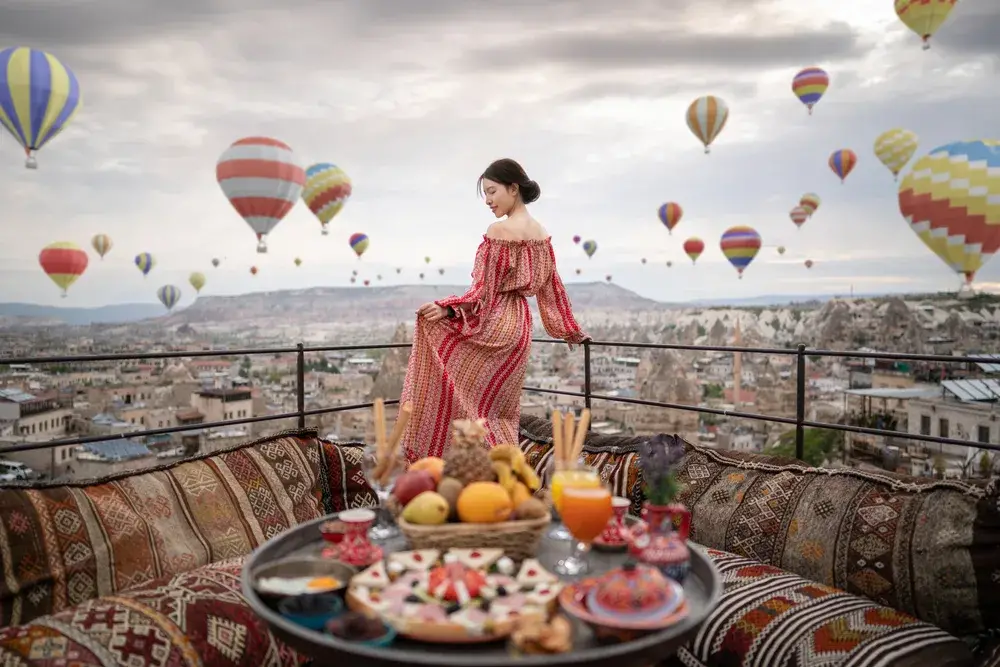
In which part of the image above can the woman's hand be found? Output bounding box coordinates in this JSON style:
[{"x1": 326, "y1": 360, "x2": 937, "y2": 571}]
[{"x1": 417, "y1": 302, "x2": 448, "y2": 322}]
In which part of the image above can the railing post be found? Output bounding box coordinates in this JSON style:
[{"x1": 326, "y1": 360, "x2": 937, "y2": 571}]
[
  {"x1": 583, "y1": 340, "x2": 592, "y2": 410},
  {"x1": 795, "y1": 343, "x2": 806, "y2": 460},
  {"x1": 296, "y1": 343, "x2": 306, "y2": 429}
]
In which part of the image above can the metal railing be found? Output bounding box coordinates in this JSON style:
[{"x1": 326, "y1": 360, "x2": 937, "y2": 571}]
[{"x1": 1, "y1": 339, "x2": 998, "y2": 462}]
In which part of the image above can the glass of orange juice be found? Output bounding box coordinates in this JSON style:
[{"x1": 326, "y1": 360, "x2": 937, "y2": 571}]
[
  {"x1": 547, "y1": 460, "x2": 601, "y2": 541},
  {"x1": 556, "y1": 484, "x2": 612, "y2": 576}
]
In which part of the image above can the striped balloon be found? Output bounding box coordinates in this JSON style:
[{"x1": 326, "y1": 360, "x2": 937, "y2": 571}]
[
  {"x1": 302, "y1": 163, "x2": 352, "y2": 235},
  {"x1": 189, "y1": 272, "x2": 205, "y2": 293},
  {"x1": 39, "y1": 241, "x2": 88, "y2": 297},
  {"x1": 657, "y1": 202, "x2": 683, "y2": 234},
  {"x1": 791, "y1": 67, "x2": 829, "y2": 115},
  {"x1": 874, "y1": 128, "x2": 918, "y2": 181},
  {"x1": 683, "y1": 237, "x2": 704, "y2": 264},
  {"x1": 720, "y1": 226, "x2": 762, "y2": 279},
  {"x1": 91, "y1": 233, "x2": 112, "y2": 259},
  {"x1": 829, "y1": 149, "x2": 857, "y2": 183},
  {"x1": 686, "y1": 96, "x2": 729, "y2": 153},
  {"x1": 217, "y1": 137, "x2": 305, "y2": 253},
  {"x1": 895, "y1": 0, "x2": 957, "y2": 50},
  {"x1": 134, "y1": 252, "x2": 155, "y2": 277},
  {"x1": 157, "y1": 285, "x2": 181, "y2": 311},
  {"x1": 582, "y1": 239, "x2": 597, "y2": 258},
  {"x1": 799, "y1": 193, "x2": 821, "y2": 217},
  {"x1": 0, "y1": 48, "x2": 82, "y2": 169},
  {"x1": 790, "y1": 206, "x2": 809, "y2": 229},
  {"x1": 349, "y1": 232, "x2": 369, "y2": 258}
]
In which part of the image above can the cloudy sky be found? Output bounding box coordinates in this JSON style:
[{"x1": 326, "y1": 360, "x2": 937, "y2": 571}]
[{"x1": 1, "y1": 0, "x2": 998, "y2": 308}]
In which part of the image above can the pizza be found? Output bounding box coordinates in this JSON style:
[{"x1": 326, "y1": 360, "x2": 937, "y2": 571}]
[{"x1": 346, "y1": 548, "x2": 563, "y2": 643}]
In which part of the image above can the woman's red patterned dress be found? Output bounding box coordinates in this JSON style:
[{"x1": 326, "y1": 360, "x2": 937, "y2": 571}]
[{"x1": 400, "y1": 236, "x2": 588, "y2": 462}]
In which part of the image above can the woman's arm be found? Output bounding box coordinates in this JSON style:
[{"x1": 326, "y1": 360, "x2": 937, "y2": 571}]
[
  {"x1": 537, "y1": 248, "x2": 588, "y2": 344},
  {"x1": 432, "y1": 240, "x2": 492, "y2": 332}
]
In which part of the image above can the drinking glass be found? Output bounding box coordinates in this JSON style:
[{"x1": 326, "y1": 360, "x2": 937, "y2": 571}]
[
  {"x1": 360, "y1": 445, "x2": 405, "y2": 541},
  {"x1": 556, "y1": 484, "x2": 612, "y2": 576},
  {"x1": 547, "y1": 459, "x2": 601, "y2": 541}
]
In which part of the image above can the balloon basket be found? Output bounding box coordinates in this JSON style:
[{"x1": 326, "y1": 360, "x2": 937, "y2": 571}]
[{"x1": 321, "y1": 228, "x2": 329, "y2": 236}]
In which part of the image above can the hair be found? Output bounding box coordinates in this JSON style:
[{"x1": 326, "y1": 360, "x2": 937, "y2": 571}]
[{"x1": 477, "y1": 158, "x2": 541, "y2": 204}]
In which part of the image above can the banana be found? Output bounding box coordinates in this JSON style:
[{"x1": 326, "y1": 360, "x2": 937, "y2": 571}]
[
  {"x1": 491, "y1": 460, "x2": 516, "y2": 493},
  {"x1": 491, "y1": 444, "x2": 541, "y2": 491},
  {"x1": 489, "y1": 444, "x2": 519, "y2": 464}
]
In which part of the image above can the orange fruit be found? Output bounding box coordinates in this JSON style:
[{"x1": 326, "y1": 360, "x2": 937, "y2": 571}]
[
  {"x1": 409, "y1": 457, "x2": 445, "y2": 484},
  {"x1": 456, "y1": 482, "x2": 513, "y2": 523}
]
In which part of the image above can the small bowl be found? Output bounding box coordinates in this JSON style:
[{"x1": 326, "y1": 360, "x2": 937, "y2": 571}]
[
  {"x1": 278, "y1": 593, "x2": 344, "y2": 631},
  {"x1": 326, "y1": 611, "x2": 397, "y2": 648},
  {"x1": 252, "y1": 558, "x2": 355, "y2": 606}
]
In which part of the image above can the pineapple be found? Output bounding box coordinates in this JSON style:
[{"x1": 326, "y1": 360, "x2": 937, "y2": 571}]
[{"x1": 443, "y1": 419, "x2": 495, "y2": 486}]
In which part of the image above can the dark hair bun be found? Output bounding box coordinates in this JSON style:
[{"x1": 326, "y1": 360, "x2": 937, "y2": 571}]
[{"x1": 520, "y1": 179, "x2": 541, "y2": 204}]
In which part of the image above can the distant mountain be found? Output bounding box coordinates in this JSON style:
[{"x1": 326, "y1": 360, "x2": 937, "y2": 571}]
[{"x1": 0, "y1": 302, "x2": 166, "y2": 326}]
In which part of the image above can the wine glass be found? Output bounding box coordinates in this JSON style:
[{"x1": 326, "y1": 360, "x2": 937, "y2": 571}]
[
  {"x1": 547, "y1": 458, "x2": 601, "y2": 541},
  {"x1": 556, "y1": 484, "x2": 612, "y2": 576},
  {"x1": 360, "y1": 445, "x2": 405, "y2": 542}
]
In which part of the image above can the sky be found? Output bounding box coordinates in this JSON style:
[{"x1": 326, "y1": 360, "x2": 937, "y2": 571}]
[{"x1": 1, "y1": 0, "x2": 999, "y2": 309}]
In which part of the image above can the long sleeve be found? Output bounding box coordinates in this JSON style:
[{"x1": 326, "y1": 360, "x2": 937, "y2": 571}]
[
  {"x1": 433, "y1": 240, "x2": 496, "y2": 335},
  {"x1": 536, "y1": 259, "x2": 588, "y2": 344}
]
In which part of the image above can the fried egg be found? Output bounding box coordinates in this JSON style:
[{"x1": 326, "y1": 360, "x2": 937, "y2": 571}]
[{"x1": 257, "y1": 575, "x2": 342, "y2": 596}]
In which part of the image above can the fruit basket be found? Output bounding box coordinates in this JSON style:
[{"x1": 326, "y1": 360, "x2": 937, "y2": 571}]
[{"x1": 397, "y1": 514, "x2": 550, "y2": 563}]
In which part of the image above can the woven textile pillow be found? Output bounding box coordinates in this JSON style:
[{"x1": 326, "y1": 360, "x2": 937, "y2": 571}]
[
  {"x1": 317, "y1": 439, "x2": 378, "y2": 514},
  {"x1": 0, "y1": 556, "x2": 308, "y2": 667},
  {"x1": 0, "y1": 430, "x2": 323, "y2": 627}
]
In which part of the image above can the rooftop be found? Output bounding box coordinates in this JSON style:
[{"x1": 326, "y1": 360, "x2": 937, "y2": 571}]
[
  {"x1": 843, "y1": 386, "x2": 941, "y2": 400},
  {"x1": 0, "y1": 388, "x2": 36, "y2": 403},
  {"x1": 941, "y1": 379, "x2": 1000, "y2": 403}
]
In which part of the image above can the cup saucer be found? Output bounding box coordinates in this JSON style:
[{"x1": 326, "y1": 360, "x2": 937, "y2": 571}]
[
  {"x1": 593, "y1": 535, "x2": 628, "y2": 552},
  {"x1": 323, "y1": 544, "x2": 383, "y2": 567}
]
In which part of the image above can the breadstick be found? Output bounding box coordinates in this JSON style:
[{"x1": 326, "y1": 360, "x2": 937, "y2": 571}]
[
  {"x1": 563, "y1": 412, "x2": 575, "y2": 465},
  {"x1": 378, "y1": 402, "x2": 412, "y2": 486},
  {"x1": 552, "y1": 410, "x2": 564, "y2": 467},
  {"x1": 570, "y1": 408, "x2": 591, "y2": 462},
  {"x1": 373, "y1": 398, "x2": 387, "y2": 456}
]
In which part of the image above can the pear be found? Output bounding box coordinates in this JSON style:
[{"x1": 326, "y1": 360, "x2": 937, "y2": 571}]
[{"x1": 401, "y1": 491, "x2": 450, "y2": 525}]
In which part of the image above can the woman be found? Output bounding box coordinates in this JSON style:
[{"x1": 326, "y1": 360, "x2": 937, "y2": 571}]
[{"x1": 400, "y1": 158, "x2": 589, "y2": 461}]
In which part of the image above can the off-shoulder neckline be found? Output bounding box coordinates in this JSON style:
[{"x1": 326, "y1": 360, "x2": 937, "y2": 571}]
[{"x1": 482, "y1": 235, "x2": 552, "y2": 246}]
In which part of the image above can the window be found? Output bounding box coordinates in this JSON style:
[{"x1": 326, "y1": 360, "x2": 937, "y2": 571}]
[
  {"x1": 920, "y1": 415, "x2": 931, "y2": 435},
  {"x1": 939, "y1": 418, "x2": 949, "y2": 439},
  {"x1": 979, "y1": 425, "x2": 992, "y2": 444}
]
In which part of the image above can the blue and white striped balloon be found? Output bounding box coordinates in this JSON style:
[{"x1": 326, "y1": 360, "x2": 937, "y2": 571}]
[{"x1": 156, "y1": 285, "x2": 181, "y2": 311}]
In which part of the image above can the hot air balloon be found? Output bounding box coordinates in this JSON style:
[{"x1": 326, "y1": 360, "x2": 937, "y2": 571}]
[
  {"x1": 657, "y1": 202, "x2": 683, "y2": 234},
  {"x1": 90, "y1": 234, "x2": 112, "y2": 259},
  {"x1": 292, "y1": 257, "x2": 301, "y2": 267},
  {"x1": 39, "y1": 242, "x2": 87, "y2": 297},
  {"x1": 377, "y1": 274, "x2": 382, "y2": 280},
  {"x1": 135, "y1": 253, "x2": 154, "y2": 277},
  {"x1": 0, "y1": 48, "x2": 82, "y2": 169},
  {"x1": 874, "y1": 129, "x2": 918, "y2": 181},
  {"x1": 302, "y1": 163, "x2": 352, "y2": 235},
  {"x1": 424, "y1": 256, "x2": 431, "y2": 264},
  {"x1": 575, "y1": 268, "x2": 582, "y2": 275},
  {"x1": 212, "y1": 258, "x2": 220, "y2": 268},
  {"x1": 829, "y1": 149, "x2": 857, "y2": 184},
  {"x1": 582, "y1": 240, "x2": 597, "y2": 258},
  {"x1": 572, "y1": 235, "x2": 581, "y2": 244},
  {"x1": 363, "y1": 279, "x2": 370, "y2": 286},
  {"x1": 250, "y1": 266, "x2": 258, "y2": 276},
  {"x1": 720, "y1": 226, "x2": 762, "y2": 279},
  {"x1": 799, "y1": 193, "x2": 821, "y2": 217},
  {"x1": 349, "y1": 233, "x2": 369, "y2": 258},
  {"x1": 352, "y1": 269, "x2": 358, "y2": 277},
  {"x1": 641, "y1": 258, "x2": 647, "y2": 265},
  {"x1": 683, "y1": 237, "x2": 704, "y2": 264},
  {"x1": 805, "y1": 259, "x2": 814, "y2": 269},
  {"x1": 666, "y1": 261, "x2": 673, "y2": 268},
  {"x1": 791, "y1": 67, "x2": 829, "y2": 115},
  {"x1": 777, "y1": 246, "x2": 787, "y2": 255},
  {"x1": 189, "y1": 272, "x2": 206, "y2": 293},
  {"x1": 350, "y1": 277, "x2": 356, "y2": 284},
  {"x1": 895, "y1": 0, "x2": 957, "y2": 49},
  {"x1": 686, "y1": 95, "x2": 729, "y2": 153},
  {"x1": 605, "y1": 275, "x2": 612, "y2": 283},
  {"x1": 396, "y1": 267, "x2": 402, "y2": 274},
  {"x1": 899, "y1": 140, "x2": 1000, "y2": 289},
  {"x1": 216, "y1": 137, "x2": 305, "y2": 253},
  {"x1": 438, "y1": 268, "x2": 444, "y2": 275},
  {"x1": 419, "y1": 273, "x2": 425, "y2": 280},
  {"x1": 157, "y1": 285, "x2": 181, "y2": 311},
  {"x1": 790, "y1": 206, "x2": 809, "y2": 229}
]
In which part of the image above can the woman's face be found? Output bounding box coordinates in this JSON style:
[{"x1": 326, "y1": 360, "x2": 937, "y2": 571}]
[{"x1": 482, "y1": 178, "x2": 517, "y2": 218}]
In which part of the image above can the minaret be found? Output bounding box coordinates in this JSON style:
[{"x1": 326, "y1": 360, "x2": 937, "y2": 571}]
[{"x1": 733, "y1": 319, "x2": 742, "y2": 409}]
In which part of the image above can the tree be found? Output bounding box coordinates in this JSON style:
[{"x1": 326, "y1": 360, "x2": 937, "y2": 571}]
[
  {"x1": 979, "y1": 451, "x2": 992, "y2": 479},
  {"x1": 702, "y1": 384, "x2": 724, "y2": 400},
  {"x1": 768, "y1": 428, "x2": 841, "y2": 467}
]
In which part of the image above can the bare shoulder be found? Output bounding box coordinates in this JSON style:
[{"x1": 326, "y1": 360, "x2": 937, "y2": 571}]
[{"x1": 486, "y1": 218, "x2": 549, "y2": 241}]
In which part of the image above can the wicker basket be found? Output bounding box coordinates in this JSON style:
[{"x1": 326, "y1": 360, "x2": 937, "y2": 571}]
[{"x1": 396, "y1": 515, "x2": 551, "y2": 562}]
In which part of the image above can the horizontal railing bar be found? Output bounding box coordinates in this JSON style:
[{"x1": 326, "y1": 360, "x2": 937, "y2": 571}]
[
  {"x1": 301, "y1": 399, "x2": 399, "y2": 418},
  {"x1": 1, "y1": 347, "x2": 300, "y2": 365},
  {"x1": 302, "y1": 343, "x2": 411, "y2": 353}
]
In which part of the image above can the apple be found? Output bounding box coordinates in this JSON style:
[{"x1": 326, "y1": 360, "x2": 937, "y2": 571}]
[{"x1": 392, "y1": 470, "x2": 437, "y2": 506}]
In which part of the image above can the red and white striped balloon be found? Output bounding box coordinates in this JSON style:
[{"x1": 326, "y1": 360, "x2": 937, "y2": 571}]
[
  {"x1": 216, "y1": 137, "x2": 306, "y2": 253},
  {"x1": 789, "y1": 206, "x2": 809, "y2": 229}
]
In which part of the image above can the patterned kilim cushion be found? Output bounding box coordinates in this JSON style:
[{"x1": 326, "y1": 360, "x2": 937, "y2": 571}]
[
  {"x1": 665, "y1": 548, "x2": 973, "y2": 667},
  {"x1": 0, "y1": 430, "x2": 323, "y2": 627},
  {"x1": 0, "y1": 556, "x2": 308, "y2": 667},
  {"x1": 318, "y1": 439, "x2": 378, "y2": 513}
]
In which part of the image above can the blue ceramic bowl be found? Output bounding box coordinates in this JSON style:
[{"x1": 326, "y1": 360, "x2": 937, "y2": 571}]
[
  {"x1": 361, "y1": 623, "x2": 397, "y2": 648},
  {"x1": 278, "y1": 593, "x2": 344, "y2": 631}
]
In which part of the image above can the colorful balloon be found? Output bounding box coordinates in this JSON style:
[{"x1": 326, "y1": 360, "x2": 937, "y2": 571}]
[
  {"x1": 572, "y1": 235, "x2": 581, "y2": 244},
  {"x1": 575, "y1": 268, "x2": 582, "y2": 275},
  {"x1": 438, "y1": 268, "x2": 444, "y2": 275},
  {"x1": 302, "y1": 163, "x2": 352, "y2": 235},
  {"x1": 657, "y1": 202, "x2": 683, "y2": 234},
  {"x1": 189, "y1": 272, "x2": 205, "y2": 293},
  {"x1": 349, "y1": 233, "x2": 369, "y2": 258},
  {"x1": 790, "y1": 206, "x2": 809, "y2": 229},
  {"x1": 829, "y1": 149, "x2": 857, "y2": 183},
  {"x1": 799, "y1": 193, "x2": 821, "y2": 217},
  {"x1": 582, "y1": 240, "x2": 597, "y2": 258},
  {"x1": 898, "y1": 140, "x2": 1000, "y2": 286},
  {"x1": 350, "y1": 276, "x2": 356, "y2": 284},
  {"x1": 686, "y1": 95, "x2": 729, "y2": 153},
  {"x1": 791, "y1": 67, "x2": 829, "y2": 115},
  {"x1": 641, "y1": 258, "x2": 647, "y2": 264},
  {"x1": 294, "y1": 257, "x2": 302, "y2": 267},
  {"x1": 134, "y1": 253, "x2": 154, "y2": 277},
  {"x1": 895, "y1": 0, "x2": 957, "y2": 49},
  {"x1": 720, "y1": 226, "x2": 762, "y2": 279},
  {"x1": 157, "y1": 285, "x2": 181, "y2": 311},
  {"x1": 424, "y1": 256, "x2": 431, "y2": 264},
  {"x1": 396, "y1": 267, "x2": 402, "y2": 274},
  {"x1": 39, "y1": 242, "x2": 87, "y2": 297},
  {"x1": 605, "y1": 275, "x2": 612, "y2": 283},
  {"x1": 777, "y1": 246, "x2": 786, "y2": 255},
  {"x1": 363, "y1": 279, "x2": 370, "y2": 286},
  {"x1": 352, "y1": 269, "x2": 358, "y2": 277},
  {"x1": 805, "y1": 259, "x2": 814, "y2": 269},
  {"x1": 212, "y1": 258, "x2": 220, "y2": 268},
  {"x1": 0, "y1": 48, "x2": 82, "y2": 169},
  {"x1": 377, "y1": 274, "x2": 382, "y2": 280},
  {"x1": 419, "y1": 273, "x2": 424, "y2": 280},
  {"x1": 91, "y1": 234, "x2": 112, "y2": 259},
  {"x1": 666, "y1": 261, "x2": 673, "y2": 268},
  {"x1": 874, "y1": 129, "x2": 918, "y2": 181},
  {"x1": 683, "y1": 237, "x2": 704, "y2": 264},
  {"x1": 216, "y1": 137, "x2": 305, "y2": 253},
  {"x1": 250, "y1": 266, "x2": 258, "y2": 276}
]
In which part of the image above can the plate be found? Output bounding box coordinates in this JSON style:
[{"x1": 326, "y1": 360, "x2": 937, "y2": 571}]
[{"x1": 559, "y1": 578, "x2": 688, "y2": 644}]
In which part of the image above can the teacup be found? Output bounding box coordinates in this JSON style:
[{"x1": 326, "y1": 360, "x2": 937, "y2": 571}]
[
  {"x1": 600, "y1": 496, "x2": 632, "y2": 545},
  {"x1": 336, "y1": 509, "x2": 377, "y2": 566}
]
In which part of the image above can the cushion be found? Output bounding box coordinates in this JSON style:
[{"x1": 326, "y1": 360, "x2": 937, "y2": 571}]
[
  {"x1": 0, "y1": 556, "x2": 307, "y2": 667},
  {"x1": 668, "y1": 548, "x2": 973, "y2": 667},
  {"x1": 317, "y1": 439, "x2": 378, "y2": 514},
  {"x1": 0, "y1": 430, "x2": 323, "y2": 627}
]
